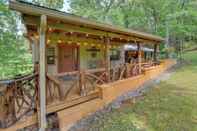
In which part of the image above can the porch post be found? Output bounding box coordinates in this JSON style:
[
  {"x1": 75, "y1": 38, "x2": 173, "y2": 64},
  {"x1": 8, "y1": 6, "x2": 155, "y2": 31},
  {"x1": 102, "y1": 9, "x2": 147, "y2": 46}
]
[
  {"x1": 39, "y1": 15, "x2": 47, "y2": 131},
  {"x1": 154, "y1": 44, "x2": 158, "y2": 62},
  {"x1": 104, "y1": 38, "x2": 110, "y2": 82},
  {"x1": 137, "y1": 43, "x2": 142, "y2": 74},
  {"x1": 31, "y1": 38, "x2": 39, "y2": 72}
]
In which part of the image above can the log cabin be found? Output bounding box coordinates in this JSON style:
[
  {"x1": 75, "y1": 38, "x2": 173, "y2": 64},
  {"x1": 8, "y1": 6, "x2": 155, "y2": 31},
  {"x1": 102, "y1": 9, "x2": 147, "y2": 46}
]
[{"x1": 0, "y1": 0, "x2": 176, "y2": 130}]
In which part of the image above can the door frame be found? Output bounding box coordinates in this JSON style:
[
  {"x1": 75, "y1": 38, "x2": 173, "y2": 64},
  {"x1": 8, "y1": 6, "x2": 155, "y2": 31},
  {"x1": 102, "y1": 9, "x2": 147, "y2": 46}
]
[{"x1": 58, "y1": 44, "x2": 80, "y2": 73}]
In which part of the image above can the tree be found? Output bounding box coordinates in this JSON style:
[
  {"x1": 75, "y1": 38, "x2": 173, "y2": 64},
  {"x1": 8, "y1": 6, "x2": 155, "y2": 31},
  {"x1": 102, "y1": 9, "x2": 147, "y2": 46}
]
[
  {"x1": 69, "y1": 0, "x2": 197, "y2": 57},
  {"x1": 0, "y1": 0, "x2": 32, "y2": 78},
  {"x1": 31, "y1": 0, "x2": 64, "y2": 9}
]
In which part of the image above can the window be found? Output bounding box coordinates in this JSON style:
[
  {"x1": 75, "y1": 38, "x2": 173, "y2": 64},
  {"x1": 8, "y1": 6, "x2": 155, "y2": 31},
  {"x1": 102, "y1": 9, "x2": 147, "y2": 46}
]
[
  {"x1": 47, "y1": 47, "x2": 55, "y2": 64},
  {"x1": 110, "y1": 49, "x2": 120, "y2": 61}
]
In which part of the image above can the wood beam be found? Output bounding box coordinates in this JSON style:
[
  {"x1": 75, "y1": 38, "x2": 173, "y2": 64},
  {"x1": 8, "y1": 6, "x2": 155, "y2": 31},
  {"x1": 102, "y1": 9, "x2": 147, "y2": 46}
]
[
  {"x1": 48, "y1": 33, "x2": 126, "y2": 45},
  {"x1": 22, "y1": 15, "x2": 160, "y2": 44},
  {"x1": 39, "y1": 15, "x2": 47, "y2": 131}
]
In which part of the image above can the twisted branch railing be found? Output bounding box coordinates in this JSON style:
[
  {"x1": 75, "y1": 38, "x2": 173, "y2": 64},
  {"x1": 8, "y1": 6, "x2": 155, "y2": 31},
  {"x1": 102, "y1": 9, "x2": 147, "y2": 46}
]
[
  {"x1": 0, "y1": 62, "x2": 158, "y2": 128},
  {"x1": 0, "y1": 73, "x2": 38, "y2": 128}
]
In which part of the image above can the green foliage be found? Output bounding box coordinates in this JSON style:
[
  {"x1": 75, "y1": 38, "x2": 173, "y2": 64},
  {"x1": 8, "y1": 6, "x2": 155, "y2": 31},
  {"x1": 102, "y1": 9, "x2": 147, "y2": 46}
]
[
  {"x1": 69, "y1": 0, "x2": 197, "y2": 48},
  {"x1": 0, "y1": 0, "x2": 32, "y2": 79},
  {"x1": 31, "y1": 0, "x2": 64, "y2": 9}
]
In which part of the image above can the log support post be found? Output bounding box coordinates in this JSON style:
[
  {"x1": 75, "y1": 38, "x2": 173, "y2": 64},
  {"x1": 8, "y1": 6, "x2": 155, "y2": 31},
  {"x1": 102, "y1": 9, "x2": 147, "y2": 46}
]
[
  {"x1": 137, "y1": 43, "x2": 142, "y2": 74},
  {"x1": 39, "y1": 15, "x2": 47, "y2": 131},
  {"x1": 104, "y1": 38, "x2": 110, "y2": 82},
  {"x1": 154, "y1": 44, "x2": 158, "y2": 62},
  {"x1": 79, "y1": 70, "x2": 86, "y2": 96}
]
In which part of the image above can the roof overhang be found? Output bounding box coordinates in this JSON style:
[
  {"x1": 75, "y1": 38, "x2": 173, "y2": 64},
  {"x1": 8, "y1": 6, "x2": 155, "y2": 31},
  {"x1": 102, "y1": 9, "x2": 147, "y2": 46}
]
[{"x1": 9, "y1": 0, "x2": 165, "y2": 44}]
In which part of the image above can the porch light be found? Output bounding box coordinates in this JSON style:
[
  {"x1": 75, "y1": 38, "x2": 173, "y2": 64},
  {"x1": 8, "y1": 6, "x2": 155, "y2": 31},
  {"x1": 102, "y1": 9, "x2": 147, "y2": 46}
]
[
  {"x1": 83, "y1": 42, "x2": 88, "y2": 46},
  {"x1": 35, "y1": 35, "x2": 39, "y2": 39},
  {"x1": 48, "y1": 28, "x2": 53, "y2": 32},
  {"x1": 47, "y1": 39, "x2": 51, "y2": 44},
  {"x1": 58, "y1": 40, "x2": 62, "y2": 43},
  {"x1": 68, "y1": 41, "x2": 72, "y2": 44}
]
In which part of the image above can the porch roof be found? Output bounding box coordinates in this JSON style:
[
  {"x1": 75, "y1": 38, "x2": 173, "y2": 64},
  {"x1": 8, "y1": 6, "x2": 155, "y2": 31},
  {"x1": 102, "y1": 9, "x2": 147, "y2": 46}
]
[{"x1": 9, "y1": 0, "x2": 164, "y2": 44}]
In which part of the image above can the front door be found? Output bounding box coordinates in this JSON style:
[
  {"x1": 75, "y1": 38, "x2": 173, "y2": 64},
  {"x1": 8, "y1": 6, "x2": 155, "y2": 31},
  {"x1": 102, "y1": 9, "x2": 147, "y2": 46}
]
[{"x1": 58, "y1": 45, "x2": 79, "y2": 73}]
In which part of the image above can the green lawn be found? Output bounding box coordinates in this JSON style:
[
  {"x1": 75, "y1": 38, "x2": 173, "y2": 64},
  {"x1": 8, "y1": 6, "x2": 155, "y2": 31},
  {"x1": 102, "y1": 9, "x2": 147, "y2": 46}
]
[{"x1": 88, "y1": 51, "x2": 197, "y2": 131}]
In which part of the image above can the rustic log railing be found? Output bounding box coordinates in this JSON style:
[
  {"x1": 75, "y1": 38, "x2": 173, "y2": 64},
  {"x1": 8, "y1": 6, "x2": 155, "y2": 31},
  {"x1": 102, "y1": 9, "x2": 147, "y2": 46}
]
[
  {"x1": 55, "y1": 68, "x2": 107, "y2": 98},
  {"x1": 0, "y1": 73, "x2": 38, "y2": 128},
  {"x1": 0, "y1": 61, "x2": 160, "y2": 129},
  {"x1": 0, "y1": 71, "x2": 103, "y2": 128},
  {"x1": 109, "y1": 63, "x2": 141, "y2": 82}
]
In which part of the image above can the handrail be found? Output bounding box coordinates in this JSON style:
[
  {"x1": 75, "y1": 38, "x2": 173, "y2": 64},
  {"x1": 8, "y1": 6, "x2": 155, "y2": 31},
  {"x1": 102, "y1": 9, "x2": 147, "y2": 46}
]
[
  {"x1": 56, "y1": 68, "x2": 106, "y2": 77},
  {"x1": 0, "y1": 73, "x2": 38, "y2": 84}
]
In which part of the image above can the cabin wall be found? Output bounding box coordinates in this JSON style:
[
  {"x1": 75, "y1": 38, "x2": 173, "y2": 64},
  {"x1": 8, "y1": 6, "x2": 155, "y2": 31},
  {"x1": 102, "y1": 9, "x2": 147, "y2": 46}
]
[
  {"x1": 79, "y1": 45, "x2": 105, "y2": 70},
  {"x1": 80, "y1": 45, "x2": 125, "y2": 70},
  {"x1": 110, "y1": 46, "x2": 125, "y2": 68},
  {"x1": 31, "y1": 43, "x2": 125, "y2": 75}
]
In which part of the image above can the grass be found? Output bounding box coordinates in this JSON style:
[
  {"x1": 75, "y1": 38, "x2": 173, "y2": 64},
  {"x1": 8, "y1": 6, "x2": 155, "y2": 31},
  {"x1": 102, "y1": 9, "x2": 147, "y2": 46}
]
[{"x1": 88, "y1": 51, "x2": 197, "y2": 131}]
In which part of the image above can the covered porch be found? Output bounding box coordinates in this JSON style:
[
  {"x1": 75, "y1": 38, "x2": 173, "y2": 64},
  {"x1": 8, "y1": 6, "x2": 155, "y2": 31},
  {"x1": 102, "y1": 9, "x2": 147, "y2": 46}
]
[{"x1": 0, "y1": 0, "x2": 170, "y2": 130}]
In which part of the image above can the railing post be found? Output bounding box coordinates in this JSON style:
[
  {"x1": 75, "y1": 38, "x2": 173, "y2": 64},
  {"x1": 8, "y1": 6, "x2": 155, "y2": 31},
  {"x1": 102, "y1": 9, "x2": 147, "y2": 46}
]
[
  {"x1": 79, "y1": 70, "x2": 86, "y2": 96},
  {"x1": 154, "y1": 44, "x2": 158, "y2": 62},
  {"x1": 38, "y1": 15, "x2": 47, "y2": 131}
]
